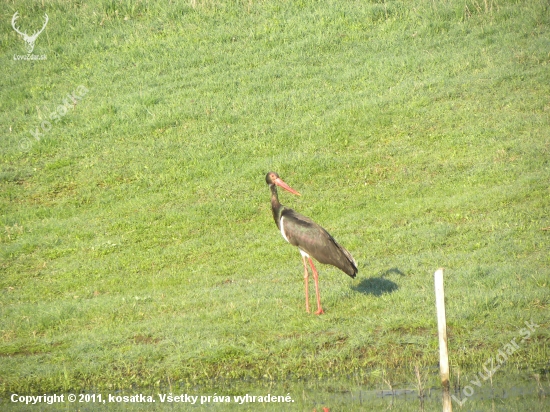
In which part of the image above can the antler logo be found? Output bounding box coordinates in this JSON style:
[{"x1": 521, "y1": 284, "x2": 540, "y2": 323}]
[{"x1": 12, "y1": 12, "x2": 48, "y2": 54}]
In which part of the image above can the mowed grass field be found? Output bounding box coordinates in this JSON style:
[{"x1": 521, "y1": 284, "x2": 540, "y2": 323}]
[{"x1": 1, "y1": 0, "x2": 549, "y2": 395}]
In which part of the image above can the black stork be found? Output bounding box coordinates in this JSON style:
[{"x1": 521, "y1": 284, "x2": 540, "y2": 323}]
[{"x1": 265, "y1": 172, "x2": 357, "y2": 315}]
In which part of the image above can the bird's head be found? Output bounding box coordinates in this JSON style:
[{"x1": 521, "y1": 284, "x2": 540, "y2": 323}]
[{"x1": 265, "y1": 171, "x2": 301, "y2": 196}]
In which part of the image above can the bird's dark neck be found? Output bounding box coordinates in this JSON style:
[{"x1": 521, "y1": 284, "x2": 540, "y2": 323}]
[{"x1": 270, "y1": 184, "x2": 284, "y2": 230}]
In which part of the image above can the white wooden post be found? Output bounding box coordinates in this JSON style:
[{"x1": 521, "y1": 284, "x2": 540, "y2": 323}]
[
  {"x1": 434, "y1": 268, "x2": 449, "y2": 386},
  {"x1": 434, "y1": 268, "x2": 452, "y2": 411}
]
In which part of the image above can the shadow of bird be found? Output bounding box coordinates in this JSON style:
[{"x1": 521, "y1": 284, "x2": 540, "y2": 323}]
[{"x1": 351, "y1": 267, "x2": 404, "y2": 296}]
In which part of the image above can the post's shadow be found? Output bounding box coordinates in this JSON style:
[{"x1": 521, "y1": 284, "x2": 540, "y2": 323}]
[{"x1": 352, "y1": 267, "x2": 404, "y2": 297}]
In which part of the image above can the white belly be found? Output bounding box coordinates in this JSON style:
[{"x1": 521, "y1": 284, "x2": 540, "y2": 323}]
[
  {"x1": 279, "y1": 216, "x2": 290, "y2": 242},
  {"x1": 280, "y1": 217, "x2": 310, "y2": 258}
]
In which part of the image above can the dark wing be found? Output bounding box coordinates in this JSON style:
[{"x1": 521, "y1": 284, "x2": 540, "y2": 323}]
[{"x1": 281, "y1": 208, "x2": 357, "y2": 278}]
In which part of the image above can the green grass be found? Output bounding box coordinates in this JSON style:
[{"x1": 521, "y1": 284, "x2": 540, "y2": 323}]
[{"x1": 1, "y1": 0, "x2": 549, "y2": 395}]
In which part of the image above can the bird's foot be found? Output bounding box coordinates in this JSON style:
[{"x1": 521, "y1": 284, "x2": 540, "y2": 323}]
[{"x1": 314, "y1": 308, "x2": 325, "y2": 315}]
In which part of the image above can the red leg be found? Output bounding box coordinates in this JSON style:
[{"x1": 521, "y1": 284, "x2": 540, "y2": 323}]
[
  {"x1": 302, "y1": 255, "x2": 310, "y2": 313},
  {"x1": 308, "y1": 258, "x2": 324, "y2": 315}
]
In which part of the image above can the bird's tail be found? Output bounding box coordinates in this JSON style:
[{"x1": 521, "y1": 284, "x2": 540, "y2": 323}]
[{"x1": 335, "y1": 240, "x2": 358, "y2": 278}]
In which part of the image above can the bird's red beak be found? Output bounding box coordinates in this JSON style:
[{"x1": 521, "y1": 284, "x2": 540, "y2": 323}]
[{"x1": 274, "y1": 177, "x2": 301, "y2": 196}]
